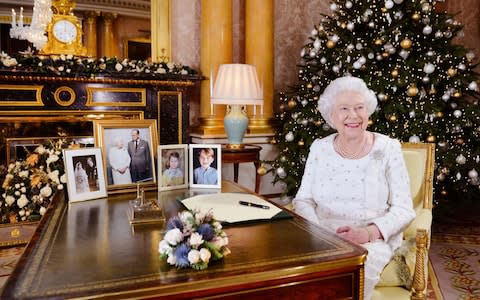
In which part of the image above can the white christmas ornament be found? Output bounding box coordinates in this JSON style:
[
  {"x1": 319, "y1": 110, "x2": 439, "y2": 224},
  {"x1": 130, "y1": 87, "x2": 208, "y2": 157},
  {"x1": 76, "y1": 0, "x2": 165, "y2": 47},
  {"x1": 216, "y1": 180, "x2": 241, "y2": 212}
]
[
  {"x1": 468, "y1": 169, "x2": 478, "y2": 179},
  {"x1": 311, "y1": 29, "x2": 318, "y2": 36},
  {"x1": 353, "y1": 61, "x2": 362, "y2": 69},
  {"x1": 453, "y1": 110, "x2": 462, "y2": 118},
  {"x1": 320, "y1": 57, "x2": 327, "y2": 64},
  {"x1": 347, "y1": 22, "x2": 354, "y2": 31},
  {"x1": 409, "y1": 135, "x2": 420, "y2": 143},
  {"x1": 423, "y1": 25, "x2": 432, "y2": 35},
  {"x1": 456, "y1": 172, "x2": 462, "y2": 180},
  {"x1": 276, "y1": 167, "x2": 286, "y2": 178},
  {"x1": 301, "y1": 99, "x2": 308, "y2": 106},
  {"x1": 385, "y1": 0, "x2": 394, "y2": 9},
  {"x1": 330, "y1": 3, "x2": 338, "y2": 11},
  {"x1": 399, "y1": 50, "x2": 409, "y2": 59},
  {"x1": 468, "y1": 81, "x2": 479, "y2": 91},
  {"x1": 456, "y1": 154, "x2": 466, "y2": 165},
  {"x1": 442, "y1": 94, "x2": 450, "y2": 101},
  {"x1": 345, "y1": 1, "x2": 353, "y2": 8},
  {"x1": 423, "y1": 63, "x2": 435, "y2": 74},
  {"x1": 285, "y1": 132, "x2": 294, "y2": 142},
  {"x1": 466, "y1": 51, "x2": 476, "y2": 61},
  {"x1": 314, "y1": 38, "x2": 321, "y2": 50},
  {"x1": 409, "y1": 111, "x2": 416, "y2": 118},
  {"x1": 331, "y1": 35, "x2": 339, "y2": 42},
  {"x1": 393, "y1": 0, "x2": 403, "y2": 3}
]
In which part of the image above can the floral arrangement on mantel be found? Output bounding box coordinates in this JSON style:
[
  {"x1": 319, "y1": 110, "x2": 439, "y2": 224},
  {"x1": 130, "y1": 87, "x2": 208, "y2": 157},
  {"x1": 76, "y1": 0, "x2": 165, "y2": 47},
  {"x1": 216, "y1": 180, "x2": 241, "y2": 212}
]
[
  {"x1": 0, "y1": 140, "x2": 67, "y2": 224},
  {"x1": 0, "y1": 48, "x2": 197, "y2": 78},
  {"x1": 159, "y1": 209, "x2": 230, "y2": 270}
]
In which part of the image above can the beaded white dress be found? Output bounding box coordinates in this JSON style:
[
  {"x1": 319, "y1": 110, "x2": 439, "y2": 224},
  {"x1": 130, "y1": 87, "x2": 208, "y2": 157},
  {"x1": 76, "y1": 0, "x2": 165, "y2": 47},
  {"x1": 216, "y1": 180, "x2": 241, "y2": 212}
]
[{"x1": 293, "y1": 133, "x2": 415, "y2": 300}]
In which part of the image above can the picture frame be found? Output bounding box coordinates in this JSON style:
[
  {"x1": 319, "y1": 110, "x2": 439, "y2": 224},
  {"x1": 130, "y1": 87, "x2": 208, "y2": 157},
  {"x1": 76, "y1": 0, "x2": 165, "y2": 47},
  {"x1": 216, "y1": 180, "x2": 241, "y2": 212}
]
[
  {"x1": 93, "y1": 119, "x2": 158, "y2": 193},
  {"x1": 189, "y1": 144, "x2": 222, "y2": 189},
  {"x1": 63, "y1": 148, "x2": 107, "y2": 202},
  {"x1": 158, "y1": 144, "x2": 188, "y2": 191}
]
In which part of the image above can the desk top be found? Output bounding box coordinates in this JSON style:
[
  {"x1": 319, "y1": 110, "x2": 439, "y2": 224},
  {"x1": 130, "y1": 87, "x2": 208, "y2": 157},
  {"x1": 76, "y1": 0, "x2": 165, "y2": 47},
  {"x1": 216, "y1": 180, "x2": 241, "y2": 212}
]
[{"x1": 3, "y1": 181, "x2": 366, "y2": 299}]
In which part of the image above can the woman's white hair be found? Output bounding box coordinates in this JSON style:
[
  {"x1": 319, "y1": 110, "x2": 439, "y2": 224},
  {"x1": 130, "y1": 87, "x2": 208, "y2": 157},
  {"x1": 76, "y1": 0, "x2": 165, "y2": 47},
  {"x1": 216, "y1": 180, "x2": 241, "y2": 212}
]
[{"x1": 317, "y1": 76, "x2": 377, "y2": 128}]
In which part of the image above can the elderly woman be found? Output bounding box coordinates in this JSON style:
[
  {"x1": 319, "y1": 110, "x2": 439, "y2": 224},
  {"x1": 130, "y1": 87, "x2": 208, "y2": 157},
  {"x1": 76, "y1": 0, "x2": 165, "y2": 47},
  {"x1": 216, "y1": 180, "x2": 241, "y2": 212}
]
[{"x1": 293, "y1": 76, "x2": 415, "y2": 299}]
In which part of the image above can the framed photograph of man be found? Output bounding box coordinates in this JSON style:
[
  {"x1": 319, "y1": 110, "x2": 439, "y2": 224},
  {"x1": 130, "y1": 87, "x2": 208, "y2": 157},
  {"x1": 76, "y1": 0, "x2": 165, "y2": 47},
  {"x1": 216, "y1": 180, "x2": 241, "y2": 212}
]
[
  {"x1": 63, "y1": 148, "x2": 107, "y2": 202},
  {"x1": 93, "y1": 119, "x2": 158, "y2": 192},
  {"x1": 189, "y1": 144, "x2": 221, "y2": 189},
  {"x1": 158, "y1": 144, "x2": 188, "y2": 191}
]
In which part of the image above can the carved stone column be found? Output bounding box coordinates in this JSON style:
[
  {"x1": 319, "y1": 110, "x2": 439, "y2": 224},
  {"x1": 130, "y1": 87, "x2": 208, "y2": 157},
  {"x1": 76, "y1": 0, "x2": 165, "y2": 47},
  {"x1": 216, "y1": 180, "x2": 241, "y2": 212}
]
[
  {"x1": 83, "y1": 11, "x2": 98, "y2": 57},
  {"x1": 151, "y1": 0, "x2": 171, "y2": 62},
  {"x1": 100, "y1": 12, "x2": 117, "y2": 58},
  {"x1": 194, "y1": 0, "x2": 233, "y2": 135},
  {"x1": 245, "y1": 0, "x2": 274, "y2": 134}
]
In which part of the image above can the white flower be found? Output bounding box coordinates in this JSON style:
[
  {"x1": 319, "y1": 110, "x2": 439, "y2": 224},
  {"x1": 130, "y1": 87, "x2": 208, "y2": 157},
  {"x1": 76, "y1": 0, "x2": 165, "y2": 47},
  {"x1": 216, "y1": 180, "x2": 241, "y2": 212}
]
[
  {"x1": 40, "y1": 185, "x2": 52, "y2": 198},
  {"x1": 48, "y1": 170, "x2": 60, "y2": 184},
  {"x1": 19, "y1": 170, "x2": 29, "y2": 178},
  {"x1": 46, "y1": 154, "x2": 59, "y2": 165},
  {"x1": 212, "y1": 221, "x2": 222, "y2": 231},
  {"x1": 60, "y1": 174, "x2": 67, "y2": 183},
  {"x1": 17, "y1": 194, "x2": 29, "y2": 208},
  {"x1": 60, "y1": 54, "x2": 66, "y2": 61},
  {"x1": 159, "y1": 239, "x2": 172, "y2": 255},
  {"x1": 57, "y1": 184, "x2": 64, "y2": 190},
  {"x1": 66, "y1": 68, "x2": 71, "y2": 73},
  {"x1": 181, "y1": 69, "x2": 188, "y2": 75},
  {"x1": 38, "y1": 62, "x2": 43, "y2": 67},
  {"x1": 199, "y1": 248, "x2": 211, "y2": 263},
  {"x1": 156, "y1": 67, "x2": 166, "y2": 74},
  {"x1": 19, "y1": 209, "x2": 25, "y2": 216},
  {"x1": 40, "y1": 207, "x2": 46, "y2": 215},
  {"x1": 21, "y1": 187, "x2": 26, "y2": 193},
  {"x1": 2, "y1": 57, "x2": 18, "y2": 67},
  {"x1": 180, "y1": 211, "x2": 194, "y2": 226},
  {"x1": 167, "y1": 254, "x2": 177, "y2": 265},
  {"x1": 15, "y1": 191, "x2": 20, "y2": 196},
  {"x1": 212, "y1": 236, "x2": 228, "y2": 248},
  {"x1": 164, "y1": 228, "x2": 183, "y2": 245},
  {"x1": 35, "y1": 145, "x2": 46, "y2": 154},
  {"x1": 58, "y1": 66, "x2": 64, "y2": 71},
  {"x1": 66, "y1": 54, "x2": 73, "y2": 60},
  {"x1": 188, "y1": 249, "x2": 200, "y2": 264},
  {"x1": 115, "y1": 63, "x2": 123, "y2": 71},
  {"x1": 5, "y1": 196, "x2": 15, "y2": 206},
  {"x1": 189, "y1": 232, "x2": 204, "y2": 248},
  {"x1": 195, "y1": 211, "x2": 206, "y2": 224},
  {"x1": 15, "y1": 183, "x2": 21, "y2": 189},
  {"x1": 167, "y1": 62, "x2": 175, "y2": 70}
]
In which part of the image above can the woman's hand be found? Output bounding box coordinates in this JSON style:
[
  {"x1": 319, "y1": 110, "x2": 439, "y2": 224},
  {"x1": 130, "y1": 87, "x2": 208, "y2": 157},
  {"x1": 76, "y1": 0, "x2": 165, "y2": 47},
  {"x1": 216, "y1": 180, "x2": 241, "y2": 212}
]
[{"x1": 336, "y1": 226, "x2": 369, "y2": 244}]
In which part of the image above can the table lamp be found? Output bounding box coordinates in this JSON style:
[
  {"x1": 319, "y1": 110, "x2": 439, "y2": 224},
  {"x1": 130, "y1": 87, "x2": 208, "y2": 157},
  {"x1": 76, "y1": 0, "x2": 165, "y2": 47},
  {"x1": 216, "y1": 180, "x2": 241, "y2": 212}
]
[{"x1": 211, "y1": 64, "x2": 263, "y2": 149}]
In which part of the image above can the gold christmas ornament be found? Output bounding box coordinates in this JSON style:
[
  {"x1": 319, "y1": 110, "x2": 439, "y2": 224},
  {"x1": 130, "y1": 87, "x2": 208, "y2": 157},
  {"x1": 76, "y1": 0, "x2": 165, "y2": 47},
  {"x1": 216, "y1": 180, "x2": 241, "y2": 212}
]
[
  {"x1": 447, "y1": 68, "x2": 457, "y2": 77},
  {"x1": 298, "y1": 139, "x2": 305, "y2": 146},
  {"x1": 389, "y1": 115, "x2": 397, "y2": 122},
  {"x1": 407, "y1": 85, "x2": 419, "y2": 96},
  {"x1": 314, "y1": 120, "x2": 322, "y2": 126},
  {"x1": 375, "y1": 39, "x2": 383, "y2": 46},
  {"x1": 270, "y1": 138, "x2": 277, "y2": 144},
  {"x1": 436, "y1": 111, "x2": 444, "y2": 118},
  {"x1": 400, "y1": 38, "x2": 412, "y2": 49},
  {"x1": 306, "y1": 83, "x2": 313, "y2": 89},
  {"x1": 412, "y1": 13, "x2": 421, "y2": 21},
  {"x1": 326, "y1": 40, "x2": 336, "y2": 48},
  {"x1": 456, "y1": 138, "x2": 464, "y2": 145},
  {"x1": 287, "y1": 99, "x2": 297, "y2": 108},
  {"x1": 257, "y1": 165, "x2": 267, "y2": 176},
  {"x1": 382, "y1": 52, "x2": 390, "y2": 58},
  {"x1": 429, "y1": 87, "x2": 437, "y2": 95},
  {"x1": 427, "y1": 135, "x2": 436, "y2": 142},
  {"x1": 368, "y1": 119, "x2": 374, "y2": 126},
  {"x1": 391, "y1": 69, "x2": 399, "y2": 78},
  {"x1": 453, "y1": 92, "x2": 462, "y2": 98},
  {"x1": 340, "y1": 22, "x2": 347, "y2": 29},
  {"x1": 440, "y1": 190, "x2": 447, "y2": 196}
]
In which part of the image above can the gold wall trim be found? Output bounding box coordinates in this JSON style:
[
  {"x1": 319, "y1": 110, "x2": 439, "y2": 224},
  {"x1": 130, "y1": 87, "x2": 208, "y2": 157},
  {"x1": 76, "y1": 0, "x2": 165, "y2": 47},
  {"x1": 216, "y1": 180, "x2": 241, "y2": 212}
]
[
  {"x1": 158, "y1": 91, "x2": 183, "y2": 144},
  {"x1": 54, "y1": 86, "x2": 76, "y2": 107},
  {"x1": 0, "y1": 75, "x2": 197, "y2": 87},
  {"x1": 86, "y1": 87, "x2": 146, "y2": 107},
  {"x1": 0, "y1": 85, "x2": 44, "y2": 106},
  {"x1": 0, "y1": 110, "x2": 144, "y2": 120}
]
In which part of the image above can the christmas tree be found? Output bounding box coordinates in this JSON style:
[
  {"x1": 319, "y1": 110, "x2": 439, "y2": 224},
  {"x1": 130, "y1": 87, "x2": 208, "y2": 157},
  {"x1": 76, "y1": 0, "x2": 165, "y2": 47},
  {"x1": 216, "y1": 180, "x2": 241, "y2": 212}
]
[{"x1": 266, "y1": 0, "x2": 480, "y2": 204}]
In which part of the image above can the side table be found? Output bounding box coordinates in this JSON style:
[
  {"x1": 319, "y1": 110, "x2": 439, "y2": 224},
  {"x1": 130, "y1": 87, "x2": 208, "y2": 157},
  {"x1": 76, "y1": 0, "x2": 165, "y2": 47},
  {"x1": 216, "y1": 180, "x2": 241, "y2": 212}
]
[{"x1": 221, "y1": 144, "x2": 262, "y2": 193}]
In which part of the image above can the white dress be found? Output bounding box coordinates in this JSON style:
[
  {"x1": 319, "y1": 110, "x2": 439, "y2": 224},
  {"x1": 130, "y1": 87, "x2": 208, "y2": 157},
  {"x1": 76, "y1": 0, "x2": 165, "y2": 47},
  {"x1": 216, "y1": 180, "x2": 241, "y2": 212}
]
[
  {"x1": 293, "y1": 133, "x2": 415, "y2": 300},
  {"x1": 109, "y1": 147, "x2": 132, "y2": 184},
  {"x1": 75, "y1": 164, "x2": 90, "y2": 193}
]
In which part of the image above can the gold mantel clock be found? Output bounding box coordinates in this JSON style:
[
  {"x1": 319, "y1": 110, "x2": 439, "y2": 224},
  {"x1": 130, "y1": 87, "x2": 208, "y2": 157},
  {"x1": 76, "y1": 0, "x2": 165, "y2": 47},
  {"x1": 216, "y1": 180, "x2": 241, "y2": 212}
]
[{"x1": 41, "y1": 0, "x2": 87, "y2": 56}]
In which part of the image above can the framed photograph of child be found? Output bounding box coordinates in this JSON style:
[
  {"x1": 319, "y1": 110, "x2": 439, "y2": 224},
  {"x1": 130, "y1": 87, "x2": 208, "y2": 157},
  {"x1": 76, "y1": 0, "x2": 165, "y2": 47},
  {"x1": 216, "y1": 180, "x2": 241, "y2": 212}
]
[
  {"x1": 158, "y1": 144, "x2": 188, "y2": 191},
  {"x1": 93, "y1": 119, "x2": 158, "y2": 193},
  {"x1": 63, "y1": 148, "x2": 107, "y2": 202},
  {"x1": 189, "y1": 144, "x2": 222, "y2": 189}
]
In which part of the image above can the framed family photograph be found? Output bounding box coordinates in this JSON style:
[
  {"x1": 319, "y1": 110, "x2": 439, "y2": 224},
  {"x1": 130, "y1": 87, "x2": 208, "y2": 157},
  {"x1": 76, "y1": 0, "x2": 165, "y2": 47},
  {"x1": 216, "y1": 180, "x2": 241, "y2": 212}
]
[
  {"x1": 189, "y1": 144, "x2": 221, "y2": 189},
  {"x1": 158, "y1": 144, "x2": 188, "y2": 191},
  {"x1": 63, "y1": 148, "x2": 107, "y2": 202},
  {"x1": 93, "y1": 119, "x2": 158, "y2": 192}
]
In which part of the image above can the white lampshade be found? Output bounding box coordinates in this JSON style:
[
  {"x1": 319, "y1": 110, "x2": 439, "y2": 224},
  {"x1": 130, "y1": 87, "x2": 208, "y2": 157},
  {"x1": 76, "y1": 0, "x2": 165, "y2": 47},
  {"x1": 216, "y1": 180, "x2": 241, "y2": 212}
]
[{"x1": 211, "y1": 64, "x2": 263, "y2": 105}]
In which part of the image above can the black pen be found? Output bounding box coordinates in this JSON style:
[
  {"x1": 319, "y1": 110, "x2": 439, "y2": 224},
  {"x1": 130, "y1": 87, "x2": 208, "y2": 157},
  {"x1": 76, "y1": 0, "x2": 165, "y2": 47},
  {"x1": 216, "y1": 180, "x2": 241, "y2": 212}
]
[{"x1": 238, "y1": 200, "x2": 270, "y2": 209}]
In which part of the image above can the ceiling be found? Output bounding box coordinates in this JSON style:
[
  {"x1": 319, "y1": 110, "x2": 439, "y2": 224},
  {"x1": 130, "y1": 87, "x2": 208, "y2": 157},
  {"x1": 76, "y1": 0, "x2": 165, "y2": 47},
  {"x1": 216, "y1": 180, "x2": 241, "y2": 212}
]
[{"x1": 0, "y1": 0, "x2": 151, "y2": 19}]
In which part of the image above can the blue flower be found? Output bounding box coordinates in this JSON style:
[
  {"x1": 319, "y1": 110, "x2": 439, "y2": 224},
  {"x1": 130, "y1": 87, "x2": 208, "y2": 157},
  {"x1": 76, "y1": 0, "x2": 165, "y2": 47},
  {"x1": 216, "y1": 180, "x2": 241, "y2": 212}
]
[
  {"x1": 197, "y1": 223, "x2": 215, "y2": 241},
  {"x1": 167, "y1": 216, "x2": 184, "y2": 231},
  {"x1": 175, "y1": 243, "x2": 191, "y2": 268}
]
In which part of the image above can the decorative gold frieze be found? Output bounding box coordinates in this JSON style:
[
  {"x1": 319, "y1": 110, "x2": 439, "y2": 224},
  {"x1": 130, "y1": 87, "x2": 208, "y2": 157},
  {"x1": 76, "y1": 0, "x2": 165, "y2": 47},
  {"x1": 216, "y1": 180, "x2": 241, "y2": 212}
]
[
  {"x1": 86, "y1": 87, "x2": 146, "y2": 106},
  {"x1": 0, "y1": 85, "x2": 44, "y2": 106}
]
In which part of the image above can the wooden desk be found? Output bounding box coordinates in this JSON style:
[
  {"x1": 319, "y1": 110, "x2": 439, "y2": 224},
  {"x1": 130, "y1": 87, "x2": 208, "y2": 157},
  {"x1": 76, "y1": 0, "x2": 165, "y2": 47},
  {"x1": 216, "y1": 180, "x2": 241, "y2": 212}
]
[
  {"x1": 221, "y1": 144, "x2": 262, "y2": 193},
  {"x1": 2, "y1": 181, "x2": 366, "y2": 299}
]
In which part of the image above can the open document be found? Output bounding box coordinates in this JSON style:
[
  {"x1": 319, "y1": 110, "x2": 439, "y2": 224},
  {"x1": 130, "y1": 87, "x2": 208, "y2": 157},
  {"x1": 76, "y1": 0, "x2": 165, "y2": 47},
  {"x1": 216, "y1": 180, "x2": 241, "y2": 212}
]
[{"x1": 181, "y1": 193, "x2": 290, "y2": 224}]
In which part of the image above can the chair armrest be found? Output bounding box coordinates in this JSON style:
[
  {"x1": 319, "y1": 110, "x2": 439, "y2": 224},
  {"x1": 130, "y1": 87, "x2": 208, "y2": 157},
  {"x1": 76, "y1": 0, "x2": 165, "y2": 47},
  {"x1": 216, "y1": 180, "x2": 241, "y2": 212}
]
[{"x1": 411, "y1": 228, "x2": 429, "y2": 300}]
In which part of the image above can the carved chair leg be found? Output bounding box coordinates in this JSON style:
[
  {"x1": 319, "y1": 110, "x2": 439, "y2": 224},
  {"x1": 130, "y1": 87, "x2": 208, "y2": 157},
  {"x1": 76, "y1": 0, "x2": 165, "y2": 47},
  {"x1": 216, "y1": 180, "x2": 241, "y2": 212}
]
[{"x1": 411, "y1": 228, "x2": 428, "y2": 300}]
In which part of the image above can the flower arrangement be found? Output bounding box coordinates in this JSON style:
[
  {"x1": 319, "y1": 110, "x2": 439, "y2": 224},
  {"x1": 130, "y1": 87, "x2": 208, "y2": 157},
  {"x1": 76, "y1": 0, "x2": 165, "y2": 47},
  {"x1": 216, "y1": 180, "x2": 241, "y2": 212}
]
[
  {"x1": 0, "y1": 140, "x2": 68, "y2": 224},
  {"x1": 0, "y1": 48, "x2": 197, "y2": 78},
  {"x1": 159, "y1": 209, "x2": 230, "y2": 270}
]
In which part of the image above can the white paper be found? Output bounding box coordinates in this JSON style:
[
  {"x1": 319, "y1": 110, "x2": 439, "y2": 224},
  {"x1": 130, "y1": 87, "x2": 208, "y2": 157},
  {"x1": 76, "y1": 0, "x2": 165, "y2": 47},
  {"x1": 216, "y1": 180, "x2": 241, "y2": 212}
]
[{"x1": 181, "y1": 193, "x2": 282, "y2": 223}]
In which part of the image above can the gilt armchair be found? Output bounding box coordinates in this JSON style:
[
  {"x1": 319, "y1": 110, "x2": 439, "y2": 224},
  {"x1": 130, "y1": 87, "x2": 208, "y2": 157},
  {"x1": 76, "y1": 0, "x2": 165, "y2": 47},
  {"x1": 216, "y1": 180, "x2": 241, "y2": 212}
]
[{"x1": 373, "y1": 142, "x2": 435, "y2": 300}]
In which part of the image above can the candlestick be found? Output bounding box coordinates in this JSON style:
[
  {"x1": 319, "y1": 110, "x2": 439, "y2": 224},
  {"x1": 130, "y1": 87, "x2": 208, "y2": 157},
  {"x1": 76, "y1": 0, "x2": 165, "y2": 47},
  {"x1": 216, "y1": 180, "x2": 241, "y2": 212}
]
[
  {"x1": 19, "y1": 7, "x2": 23, "y2": 27},
  {"x1": 11, "y1": 9, "x2": 16, "y2": 27}
]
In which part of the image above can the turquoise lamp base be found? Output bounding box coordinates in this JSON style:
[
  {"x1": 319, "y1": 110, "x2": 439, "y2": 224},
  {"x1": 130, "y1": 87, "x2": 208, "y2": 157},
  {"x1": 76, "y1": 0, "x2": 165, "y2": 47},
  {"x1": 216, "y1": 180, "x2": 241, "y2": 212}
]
[{"x1": 224, "y1": 104, "x2": 248, "y2": 149}]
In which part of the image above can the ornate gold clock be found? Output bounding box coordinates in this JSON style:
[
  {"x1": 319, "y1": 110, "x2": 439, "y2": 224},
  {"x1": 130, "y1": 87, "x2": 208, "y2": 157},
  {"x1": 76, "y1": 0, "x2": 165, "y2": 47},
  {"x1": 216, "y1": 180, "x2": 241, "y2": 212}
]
[{"x1": 41, "y1": 0, "x2": 87, "y2": 56}]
